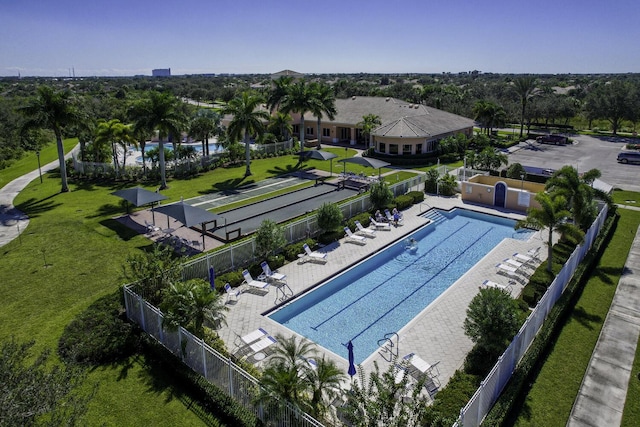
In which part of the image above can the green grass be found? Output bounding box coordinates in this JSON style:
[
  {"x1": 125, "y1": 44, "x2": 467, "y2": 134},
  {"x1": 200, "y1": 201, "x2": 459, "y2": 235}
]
[
  {"x1": 622, "y1": 333, "x2": 640, "y2": 425},
  {"x1": 0, "y1": 138, "x2": 78, "y2": 190},
  {"x1": 612, "y1": 188, "x2": 640, "y2": 206},
  {"x1": 513, "y1": 208, "x2": 640, "y2": 426}
]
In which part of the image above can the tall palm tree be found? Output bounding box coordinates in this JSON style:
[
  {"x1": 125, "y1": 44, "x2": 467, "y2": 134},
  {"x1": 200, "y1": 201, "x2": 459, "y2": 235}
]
[
  {"x1": 224, "y1": 91, "x2": 269, "y2": 177},
  {"x1": 19, "y1": 86, "x2": 83, "y2": 192},
  {"x1": 279, "y1": 80, "x2": 316, "y2": 148},
  {"x1": 545, "y1": 166, "x2": 609, "y2": 230},
  {"x1": 513, "y1": 77, "x2": 540, "y2": 138},
  {"x1": 303, "y1": 356, "x2": 346, "y2": 419},
  {"x1": 267, "y1": 75, "x2": 294, "y2": 113},
  {"x1": 129, "y1": 91, "x2": 186, "y2": 189},
  {"x1": 94, "y1": 119, "x2": 136, "y2": 178},
  {"x1": 189, "y1": 110, "x2": 222, "y2": 157},
  {"x1": 267, "y1": 111, "x2": 293, "y2": 142},
  {"x1": 358, "y1": 114, "x2": 382, "y2": 149},
  {"x1": 309, "y1": 82, "x2": 336, "y2": 149},
  {"x1": 269, "y1": 334, "x2": 317, "y2": 370},
  {"x1": 516, "y1": 192, "x2": 584, "y2": 272}
]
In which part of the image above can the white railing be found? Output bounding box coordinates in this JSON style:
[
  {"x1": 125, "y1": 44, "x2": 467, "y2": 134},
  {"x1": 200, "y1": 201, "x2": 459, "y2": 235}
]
[{"x1": 455, "y1": 204, "x2": 609, "y2": 427}]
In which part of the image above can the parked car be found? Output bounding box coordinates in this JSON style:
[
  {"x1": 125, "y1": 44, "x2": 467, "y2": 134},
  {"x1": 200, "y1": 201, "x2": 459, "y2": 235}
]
[
  {"x1": 536, "y1": 135, "x2": 569, "y2": 145},
  {"x1": 617, "y1": 151, "x2": 640, "y2": 164}
]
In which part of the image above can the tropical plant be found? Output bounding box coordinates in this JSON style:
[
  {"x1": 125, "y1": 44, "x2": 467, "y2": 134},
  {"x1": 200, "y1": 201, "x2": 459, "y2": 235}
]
[
  {"x1": 267, "y1": 111, "x2": 294, "y2": 142},
  {"x1": 122, "y1": 244, "x2": 183, "y2": 306},
  {"x1": 254, "y1": 219, "x2": 287, "y2": 259},
  {"x1": 129, "y1": 91, "x2": 186, "y2": 189},
  {"x1": 160, "y1": 278, "x2": 228, "y2": 337},
  {"x1": 309, "y1": 82, "x2": 337, "y2": 149},
  {"x1": 358, "y1": 114, "x2": 382, "y2": 148},
  {"x1": 515, "y1": 192, "x2": 584, "y2": 272},
  {"x1": 189, "y1": 109, "x2": 223, "y2": 157},
  {"x1": 506, "y1": 162, "x2": 526, "y2": 180},
  {"x1": 475, "y1": 146, "x2": 508, "y2": 171},
  {"x1": 438, "y1": 173, "x2": 458, "y2": 196},
  {"x1": 473, "y1": 101, "x2": 507, "y2": 136},
  {"x1": 369, "y1": 180, "x2": 394, "y2": 208},
  {"x1": 341, "y1": 360, "x2": 428, "y2": 427},
  {"x1": 94, "y1": 119, "x2": 136, "y2": 177},
  {"x1": 19, "y1": 85, "x2": 83, "y2": 192},
  {"x1": 316, "y1": 202, "x2": 343, "y2": 233},
  {"x1": 424, "y1": 168, "x2": 439, "y2": 194},
  {"x1": 304, "y1": 356, "x2": 346, "y2": 419},
  {"x1": 545, "y1": 165, "x2": 609, "y2": 230},
  {"x1": 279, "y1": 80, "x2": 316, "y2": 148},
  {"x1": 463, "y1": 287, "x2": 520, "y2": 359},
  {"x1": 513, "y1": 76, "x2": 540, "y2": 138},
  {"x1": 267, "y1": 75, "x2": 294, "y2": 113},
  {"x1": 224, "y1": 91, "x2": 269, "y2": 176}
]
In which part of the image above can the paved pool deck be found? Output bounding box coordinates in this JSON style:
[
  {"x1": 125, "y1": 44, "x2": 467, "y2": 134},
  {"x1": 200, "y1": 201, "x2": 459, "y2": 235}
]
[{"x1": 217, "y1": 195, "x2": 552, "y2": 394}]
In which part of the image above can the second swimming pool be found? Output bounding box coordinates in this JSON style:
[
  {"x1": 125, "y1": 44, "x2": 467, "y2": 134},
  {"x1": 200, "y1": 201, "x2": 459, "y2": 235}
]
[{"x1": 269, "y1": 209, "x2": 534, "y2": 364}]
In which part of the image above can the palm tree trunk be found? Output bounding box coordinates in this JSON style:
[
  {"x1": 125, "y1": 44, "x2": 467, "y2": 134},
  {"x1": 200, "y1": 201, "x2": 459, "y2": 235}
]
[
  {"x1": 140, "y1": 140, "x2": 147, "y2": 177},
  {"x1": 547, "y1": 227, "x2": 553, "y2": 272},
  {"x1": 520, "y1": 101, "x2": 526, "y2": 138},
  {"x1": 55, "y1": 132, "x2": 69, "y2": 193},
  {"x1": 159, "y1": 140, "x2": 167, "y2": 189},
  {"x1": 244, "y1": 132, "x2": 252, "y2": 176},
  {"x1": 299, "y1": 114, "x2": 305, "y2": 147},
  {"x1": 316, "y1": 117, "x2": 322, "y2": 149}
]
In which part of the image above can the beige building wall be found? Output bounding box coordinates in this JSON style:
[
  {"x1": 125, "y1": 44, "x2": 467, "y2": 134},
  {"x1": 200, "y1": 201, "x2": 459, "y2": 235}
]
[{"x1": 460, "y1": 175, "x2": 545, "y2": 213}]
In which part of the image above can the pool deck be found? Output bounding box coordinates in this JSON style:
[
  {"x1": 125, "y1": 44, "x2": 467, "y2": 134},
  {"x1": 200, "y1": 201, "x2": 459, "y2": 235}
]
[{"x1": 217, "y1": 195, "x2": 555, "y2": 393}]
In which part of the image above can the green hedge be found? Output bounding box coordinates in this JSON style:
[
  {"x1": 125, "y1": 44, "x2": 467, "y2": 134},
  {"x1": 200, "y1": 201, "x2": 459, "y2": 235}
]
[{"x1": 482, "y1": 212, "x2": 618, "y2": 426}]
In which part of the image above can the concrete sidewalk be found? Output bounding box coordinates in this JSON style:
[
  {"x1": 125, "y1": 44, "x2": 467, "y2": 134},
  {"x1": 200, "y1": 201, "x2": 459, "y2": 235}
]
[{"x1": 567, "y1": 224, "x2": 640, "y2": 427}]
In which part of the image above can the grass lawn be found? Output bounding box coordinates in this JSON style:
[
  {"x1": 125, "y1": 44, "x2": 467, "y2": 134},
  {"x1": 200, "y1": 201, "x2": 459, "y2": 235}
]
[
  {"x1": 0, "y1": 138, "x2": 78, "y2": 190},
  {"x1": 622, "y1": 330, "x2": 640, "y2": 426},
  {"x1": 513, "y1": 207, "x2": 640, "y2": 426}
]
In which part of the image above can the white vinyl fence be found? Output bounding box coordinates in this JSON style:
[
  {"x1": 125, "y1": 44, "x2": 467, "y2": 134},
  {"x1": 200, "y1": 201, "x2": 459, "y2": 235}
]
[
  {"x1": 123, "y1": 285, "x2": 324, "y2": 427},
  {"x1": 455, "y1": 204, "x2": 609, "y2": 427}
]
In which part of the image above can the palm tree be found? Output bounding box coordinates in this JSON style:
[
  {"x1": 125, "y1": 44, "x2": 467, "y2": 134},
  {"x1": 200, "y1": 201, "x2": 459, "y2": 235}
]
[
  {"x1": 303, "y1": 356, "x2": 346, "y2": 419},
  {"x1": 279, "y1": 80, "x2": 316, "y2": 148},
  {"x1": 189, "y1": 110, "x2": 222, "y2": 157},
  {"x1": 516, "y1": 192, "x2": 584, "y2": 272},
  {"x1": 19, "y1": 86, "x2": 83, "y2": 192},
  {"x1": 224, "y1": 91, "x2": 269, "y2": 177},
  {"x1": 129, "y1": 91, "x2": 186, "y2": 189},
  {"x1": 545, "y1": 166, "x2": 609, "y2": 230},
  {"x1": 267, "y1": 111, "x2": 293, "y2": 142},
  {"x1": 94, "y1": 119, "x2": 136, "y2": 178},
  {"x1": 267, "y1": 75, "x2": 294, "y2": 113},
  {"x1": 513, "y1": 77, "x2": 540, "y2": 138},
  {"x1": 358, "y1": 114, "x2": 382, "y2": 149},
  {"x1": 269, "y1": 334, "x2": 318, "y2": 370},
  {"x1": 473, "y1": 101, "x2": 507, "y2": 135},
  {"x1": 309, "y1": 82, "x2": 336, "y2": 149}
]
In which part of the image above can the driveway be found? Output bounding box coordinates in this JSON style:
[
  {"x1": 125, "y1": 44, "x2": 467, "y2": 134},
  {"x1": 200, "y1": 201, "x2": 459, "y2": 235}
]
[{"x1": 507, "y1": 134, "x2": 640, "y2": 192}]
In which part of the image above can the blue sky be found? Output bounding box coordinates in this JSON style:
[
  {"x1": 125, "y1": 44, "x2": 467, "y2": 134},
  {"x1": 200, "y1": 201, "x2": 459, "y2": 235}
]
[{"x1": 2, "y1": 0, "x2": 639, "y2": 77}]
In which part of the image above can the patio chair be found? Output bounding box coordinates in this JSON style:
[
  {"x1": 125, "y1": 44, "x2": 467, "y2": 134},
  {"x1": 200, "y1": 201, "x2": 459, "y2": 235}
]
[
  {"x1": 385, "y1": 209, "x2": 403, "y2": 226},
  {"x1": 369, "y1": 216, "x2": 392, "y2": 230},
  {"x1": 260, "y1": 261, "x2": 287, "y2": 284},
  {"x1": 503, "y1": 258, "x2": 525, "y2": 270},
  {"x1": 354, "y1": 220, "x2": 376, "y2": 237},
  {"x1": 249, "y1": 335, "x2": 277, "y2": 355},
  {"x1": 528, "y1": 246, "x2": 542, "y2": 260},
  {"x1": 241, "y1": 270, "x2": 270, "y2": 293},
  {"x1": 344, "y1": 227, "x2": 367, "y2": 245},
  {"x1": 144, "y1": 220, "x2": 160, "y2": 235},
  {"x1": 260, "y1": 261, "x2": 293, "y2": 302},
  {"x1": 512, "y1": 252, "x2": 539, "y2": 268},
  {"x1": 403, "y1": 353, "x2": 440, "y2": 378},
  {"x1": 482, "y1": 279, "x2": 514, "y2": 294},
  {"x1": 234, "y1": 327, "x2": 268, "y2": 348},
  {"x1": 496, "y1": 263, "x2": 523, "y2": 282},
  {"x1": 300, "y1": 244, "x2": 328, "y2": 264},
  {"x1": 224, "y1": 283, "x2": 241, "y2": 303}
]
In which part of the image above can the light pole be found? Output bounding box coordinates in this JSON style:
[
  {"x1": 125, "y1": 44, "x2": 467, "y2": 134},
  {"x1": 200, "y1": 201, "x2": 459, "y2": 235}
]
[
  {"x1": 343, "y1": 146, "x2": 347, "y2": 175},
  {"x1": 520, "y1": 172, "x2": 525, "y2": 191},
  {"x1": 36, "y1": 151, "x2": 42, "y2": 183}
]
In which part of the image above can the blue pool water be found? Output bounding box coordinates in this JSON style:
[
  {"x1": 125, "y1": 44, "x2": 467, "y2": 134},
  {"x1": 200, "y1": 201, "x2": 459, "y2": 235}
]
[
  {"x1": 269, "y1": 209, "x2": 534, "y2": 364},
  {"x1": 135, "y1": 142, "x2": 225, "y2": 162}
]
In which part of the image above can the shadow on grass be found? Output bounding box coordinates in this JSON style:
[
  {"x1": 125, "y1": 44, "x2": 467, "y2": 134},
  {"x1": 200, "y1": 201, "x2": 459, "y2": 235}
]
[
  {"x1": 202, "y1": 176, "x2": 254, "y2": 195},
  {"x1": 100, "y1": 218, "x2": 144, "y2": 241},
  {"x1": 571, "y1": 306, "x2": 603, "y2": 330},
  {"x1": 14, "y1": 194, "x2": 63, "y2": 218},
  {"x1": 267, "y1": 164, "x2": 306, "y2": 176},
  {"x1": 590, "y1": 265, "x2": 618, "y2": 285}
]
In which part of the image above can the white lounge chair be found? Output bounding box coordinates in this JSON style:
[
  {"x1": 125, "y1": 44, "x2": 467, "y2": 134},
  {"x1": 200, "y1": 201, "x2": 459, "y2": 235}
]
[
  {"x1": 369, "y1": 216, "x2": 392, "y2": 230},
  {"x1": 144, "y1": 220, "x2": 160, "y2": 235},
  {"x1": 224, "y1": 283, "x2": 241, "y2": 302},
  {"x1": 403, "y1": 353, "x2": 440, "y2": 377},
  {"x1": 242, "y1": 270, "x2": 270, "y2": 292},
  {"x1": 503, "y1": 258, "x2": 524, "y2": 270},
  {"x1": 260, "y1": 261, "x2": 287, "y2": 283},
  {"x1": 482, "y1": 279, "x2": 514, "y2": 294},
  {"x1": 354, "y1": 220, "x2": 376, "y2": 237},
  {"x1": 528, "y1": 246, "x2": 542, "y2": 260},
  {"x1": 344, "y1": 227, "x2": 367, "y2": 245},
  {"x1": 513, "y1": 252, "x2": 534, "y2": 264},
  {"x1": 385, "y1": 209, "x2": 403, "y2": 225},
  {"x1": 249, "y1": 335, "x2": 277, "y2": 354},
  {"x1": 234, "y1": 327, "x2": 268, "y2": 349},
  {"x1": 301, "y1": 244, "x2": 328, "y2": 263},
  {"x1": 496, "y1": 263, "x2": 522, "y2": 282}
]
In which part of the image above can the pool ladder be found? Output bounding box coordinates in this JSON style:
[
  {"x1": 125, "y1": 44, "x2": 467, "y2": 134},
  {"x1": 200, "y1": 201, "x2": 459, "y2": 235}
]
[{"x1": 377, "y1": 332, "x2": 399, "y2": 362}]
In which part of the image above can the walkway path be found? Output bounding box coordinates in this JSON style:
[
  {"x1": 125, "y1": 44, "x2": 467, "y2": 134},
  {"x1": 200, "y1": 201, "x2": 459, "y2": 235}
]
[{"x1": 567, "y1": 213, "x2": 640, "y2": 427}]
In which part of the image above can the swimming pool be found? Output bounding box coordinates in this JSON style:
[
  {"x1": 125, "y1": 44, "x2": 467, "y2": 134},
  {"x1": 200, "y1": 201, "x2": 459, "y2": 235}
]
[{"x1": 268, "y1": 209, "x2": 534, "y2": 364}]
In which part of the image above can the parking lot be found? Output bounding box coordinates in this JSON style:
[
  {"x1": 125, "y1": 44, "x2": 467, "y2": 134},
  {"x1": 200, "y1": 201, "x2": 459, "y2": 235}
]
[{"x1": 507, "y1": 134, "x2": 640, "y2": 192}]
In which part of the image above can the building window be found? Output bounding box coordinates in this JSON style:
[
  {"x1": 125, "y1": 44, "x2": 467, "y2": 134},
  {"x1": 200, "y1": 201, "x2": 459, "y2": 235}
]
[
  {"x1": 322, "y1": 128, "x2": 331, "y2": 137},
  {"x1": 306, "y1": 127, "x2": 314, "y2": 136},
  {"x1": 389, "y1": 144, "x2": 398, "y2": 155},
  {"x1": 293, "y1": 125, "x2": 300, "y2": 135},
  {"x1": 379, "y1": 142, "x2": 386, "y2": 153},
  {"x1": 416, "y1": 143, "x2": 423, "y2": 154},
  {"x1": 403, "y1": 144, "x2": 412, "y2": 155}
]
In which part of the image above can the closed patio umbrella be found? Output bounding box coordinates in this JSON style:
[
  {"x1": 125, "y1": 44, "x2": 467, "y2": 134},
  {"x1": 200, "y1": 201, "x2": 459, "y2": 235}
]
[{"x1": 347, "y1": 340, "x2": 357, "y2": 378}]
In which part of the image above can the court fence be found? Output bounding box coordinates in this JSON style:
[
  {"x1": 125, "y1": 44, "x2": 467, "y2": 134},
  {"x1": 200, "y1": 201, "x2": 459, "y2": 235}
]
[
  {"x1": 454, "y1": 203, "x2": 609, "y2": 427},
  {"x1": 180, "y1": 173, "x2": 427, "y2": 282},
  {"x1": 123, "y1": 283, "x2": 325, "y2": 427}
]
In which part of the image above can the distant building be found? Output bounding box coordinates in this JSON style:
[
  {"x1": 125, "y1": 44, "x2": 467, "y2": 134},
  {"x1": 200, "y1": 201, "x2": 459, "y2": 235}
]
[
  {"x1": 271, "y1": 69, "x2": 304, "y2": 80},
  {"x1": 152, "y1": 68, "x2": 171, "y2": 77}
]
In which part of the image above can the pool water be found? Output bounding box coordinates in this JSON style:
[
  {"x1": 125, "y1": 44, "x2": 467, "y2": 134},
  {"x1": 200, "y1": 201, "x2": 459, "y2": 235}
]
[
  {"x1": 134, "y1": 142, "x2": 225, "y2": 163},
  {"x1": 269, "y1": 209, "x2": 534, "y2": 364}
]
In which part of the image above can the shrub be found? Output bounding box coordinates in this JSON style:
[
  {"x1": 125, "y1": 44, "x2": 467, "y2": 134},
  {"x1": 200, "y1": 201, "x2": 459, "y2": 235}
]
[
  {"x1": 345, "y1": 212, "x2": 371, "y2": 230},
  {"x1": 215, "y1": 270, "x2": 243, "y2": 290},
  {"x1": 424, "y1": 370, "x2": 480, "y2": 424},
  {"x1": 316, "y1": 202, "x2": 343, "y2": 232},
  {"x1": 58, "y1": 289, "x2": 140, "y2": 365},
  {"x1": 283, "y1": 238, "x2": 316, "y2": 261},
  {"x1": 254, "y1": 219, "x2": 287, "y2": 259},
  {"x1": 406, "y1": 190, "x2": 425, "y2": 204},
  {"x1": 393, "y1": 194, "x2": 414, "y2": 210},
  {"x1": 425, "y1": 169, "x2": 439, "y2": 194},
  {"x1": 317, "y1": 229, "x2": 343, "y2": 245},
  {"x1": 369, "y1": 180, "x2": 394, "y2": 208}
]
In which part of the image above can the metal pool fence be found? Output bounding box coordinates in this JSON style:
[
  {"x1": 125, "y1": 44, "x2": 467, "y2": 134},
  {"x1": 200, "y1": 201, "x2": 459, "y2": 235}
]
[
  {"x1": 454, "y1": 204, "x2": 609, "y2": 427},
  {"x1": 123, "y1": 284, "x2": 325, "y2": 427}
]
